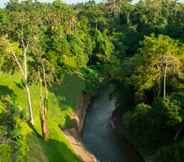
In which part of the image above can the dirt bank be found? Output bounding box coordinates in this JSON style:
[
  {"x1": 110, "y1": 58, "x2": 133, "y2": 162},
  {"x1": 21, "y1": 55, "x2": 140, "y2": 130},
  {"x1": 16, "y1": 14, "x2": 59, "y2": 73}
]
[{"x1": 63, "y1": 94, "x2": 99, "y2": 162}]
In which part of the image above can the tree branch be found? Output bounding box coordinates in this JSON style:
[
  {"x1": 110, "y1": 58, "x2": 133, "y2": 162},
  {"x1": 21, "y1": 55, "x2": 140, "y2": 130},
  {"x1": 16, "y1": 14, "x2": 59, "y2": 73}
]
[{"x1": 12, "y1": 52, "x2": 25, "y2": 77}]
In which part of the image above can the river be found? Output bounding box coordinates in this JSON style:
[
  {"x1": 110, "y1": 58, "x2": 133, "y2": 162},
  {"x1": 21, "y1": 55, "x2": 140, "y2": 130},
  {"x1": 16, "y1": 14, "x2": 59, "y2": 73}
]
[{"x1": 82, "y1": 86, "x2": 144, "y2": 162}]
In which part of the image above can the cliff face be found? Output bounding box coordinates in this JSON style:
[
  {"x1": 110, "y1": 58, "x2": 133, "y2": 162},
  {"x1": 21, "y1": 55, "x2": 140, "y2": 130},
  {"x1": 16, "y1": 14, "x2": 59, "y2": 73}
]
[
  {"x1": 63, "y1": 94, "x2": 99, "y2": 162},
  {"x1": 76, "y1": 94, "x2": 91, "y2": 134},
  {"x1": 65, "y1": 94, "x2": 91, "y2": 136}
]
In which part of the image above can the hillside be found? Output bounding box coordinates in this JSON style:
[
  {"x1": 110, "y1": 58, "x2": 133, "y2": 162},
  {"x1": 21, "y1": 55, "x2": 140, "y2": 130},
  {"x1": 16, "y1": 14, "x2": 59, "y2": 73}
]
[{"x1": 0, "y1": 72, "x2": 84, "y2": 162}]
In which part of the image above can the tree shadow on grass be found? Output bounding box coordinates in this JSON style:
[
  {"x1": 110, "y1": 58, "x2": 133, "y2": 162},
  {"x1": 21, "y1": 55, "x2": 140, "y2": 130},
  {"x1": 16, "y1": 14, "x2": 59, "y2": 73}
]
[
  {"x1": 27, "y1": 132, "x2": 80, "y2": 162},
  {"x1": 0, "y1": 85, "x2": 16, "y2": 99},
  {"x1": 49, "y1": 74, "x2": 85, "y2": 110},
  {"x1": 27, "y1": 122, "x2": 42, "y2": 138},
  {"x1": 14, "y1": 81, "x2": 24, "y2": 89},
  {"x1": 41, "y1": 139, "x2": 80, "y2": 162}
]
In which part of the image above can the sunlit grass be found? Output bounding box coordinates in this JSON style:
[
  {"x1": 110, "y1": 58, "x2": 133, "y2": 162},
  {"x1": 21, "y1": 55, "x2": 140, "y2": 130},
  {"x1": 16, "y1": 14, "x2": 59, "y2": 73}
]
[{"x1": 0, "y1": 72, "x2": 84, "y2": 162}]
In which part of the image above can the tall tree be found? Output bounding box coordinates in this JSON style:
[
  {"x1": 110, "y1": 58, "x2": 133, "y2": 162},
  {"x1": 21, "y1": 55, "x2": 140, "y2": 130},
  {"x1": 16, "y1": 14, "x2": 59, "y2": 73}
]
[{"x1": 130, "y1": 35, "x2": 184, "y2": 99}]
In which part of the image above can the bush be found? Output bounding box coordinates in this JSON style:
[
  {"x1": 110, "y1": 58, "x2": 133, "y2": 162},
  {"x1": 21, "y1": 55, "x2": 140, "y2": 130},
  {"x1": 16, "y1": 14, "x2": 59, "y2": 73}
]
[
  {"x1": 156, "y1": 140, "x2": 184, "y2": 162},
  {"x1": 153, "y1": 97, "x2": 183, "y2": 128},
  {"x1": 0, "y1": 98, "x2": 28, "y2": 162},
  {"x1": 0, "y1": 144, "x2": 12, "y2": 162},
  {"x1": 122, "y1": 101, "x2": 175, "y2": 155}
]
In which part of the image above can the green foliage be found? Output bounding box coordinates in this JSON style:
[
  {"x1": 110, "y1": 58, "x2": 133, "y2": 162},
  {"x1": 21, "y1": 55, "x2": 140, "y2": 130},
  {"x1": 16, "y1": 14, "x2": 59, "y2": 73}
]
[
  {"x1": 0, "y1": 97, "x2": 28, "y2": 162},
  {"x1": 81, "y1": 67, "x2": 101, "y2": 94},
  {"x1": 118, "y1": 33, "x2": 184, "y2": 158},
  {"x1": 1, "y1": 0, "x2": 184, "y2": 162},
  {"x1": 127, "y1": 34, "x2": 184, "y2": 103},
  {"x1": 156, "y1": 140, "x2": 184, "y2": 162},
  {"x1": 0, "y1": 144, "x2": 12, "y2": 162},
  {"x1": 122, "y1": 102, "x2": 174, "y2": 154},
  {"x1": 153, "y1": 97, "x2": 183, "y2": 127},
  {"x1": 0, "y1": 73, "x2": 83, "y2": 162}
]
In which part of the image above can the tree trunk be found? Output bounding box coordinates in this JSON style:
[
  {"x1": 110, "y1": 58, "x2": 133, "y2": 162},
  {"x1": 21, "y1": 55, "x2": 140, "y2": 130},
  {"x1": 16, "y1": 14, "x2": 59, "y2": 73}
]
[
  {"x1": 127, "y1": 12, "x2": 130, "y2": 25},
  {"x1": 39, "y1": 65, "x2": 49, "y2": 140},
  {"x1": 12, "y1": 51, "x2": 34, "y2": 125},
  {"x1": 23, "y1": 46, "x2": 34, "y2": 125},
  {"x1": 40, "y1": 107, "x2": 48, "y2": 140},
  {"x1": 163, "y1": 62, "x2": 168, "y2": 99},
  {"x1": 158, "y1": 70, "x2": 162, "y2": 97},
  {"x1": 25, "y1": 83, "x2": 34, "y2": 125}
]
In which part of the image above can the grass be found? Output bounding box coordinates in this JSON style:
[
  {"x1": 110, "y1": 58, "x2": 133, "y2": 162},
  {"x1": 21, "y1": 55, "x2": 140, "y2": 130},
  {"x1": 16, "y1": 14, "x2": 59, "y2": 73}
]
[{"x1": 0, "y1": 72, "x2": 85, "y2": 162}]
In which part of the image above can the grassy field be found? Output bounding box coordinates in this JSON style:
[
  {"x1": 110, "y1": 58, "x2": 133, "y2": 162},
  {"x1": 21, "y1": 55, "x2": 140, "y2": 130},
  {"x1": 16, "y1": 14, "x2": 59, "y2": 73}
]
[{"x1": 0, "y1": 72, "x2": 85, "y2": 162}]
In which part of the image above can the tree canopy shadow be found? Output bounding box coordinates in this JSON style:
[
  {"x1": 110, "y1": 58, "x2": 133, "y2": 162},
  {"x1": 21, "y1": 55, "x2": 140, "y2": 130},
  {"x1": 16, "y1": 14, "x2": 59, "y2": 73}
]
[
  {"x1": 27, "y1": 122, "x2": 42, "y2": 138},
  {"x1": 14, "y1": 81, "x2": 24, "y2": 89},
  {"x1": 0, "y1": 85, "x2": 17, "y2": 100},
  {"x1": 27, "y1": 132, "x2": 80, "y2": 162},
  {"x1": 41, "y1": 139, "x2": 80, "y2": 162},
  {"x1": 49, "y1": 74, "x2": 85, "y2": 110}
]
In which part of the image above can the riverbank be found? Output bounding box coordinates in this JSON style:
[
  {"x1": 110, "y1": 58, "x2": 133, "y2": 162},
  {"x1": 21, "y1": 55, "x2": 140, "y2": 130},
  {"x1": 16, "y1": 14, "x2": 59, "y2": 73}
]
[
  {"x1": 63, "y1": 129, "x2": 98, "y2": 162},
  {"x1": 62, "y1": 93, "x2": 98, "y2": 162},
  {"x1": 64, "y1": 85, "x2": 147, "y2": 162},
  {"x1": 112, "y1": 105, "x2": 156, "y2": 162}
]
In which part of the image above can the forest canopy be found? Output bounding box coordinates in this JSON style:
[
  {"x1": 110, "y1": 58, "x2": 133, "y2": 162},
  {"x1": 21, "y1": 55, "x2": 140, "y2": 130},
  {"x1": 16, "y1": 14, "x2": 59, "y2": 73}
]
[{"x1": 0, "y1": 0, "x2": 184, "y2": 162}]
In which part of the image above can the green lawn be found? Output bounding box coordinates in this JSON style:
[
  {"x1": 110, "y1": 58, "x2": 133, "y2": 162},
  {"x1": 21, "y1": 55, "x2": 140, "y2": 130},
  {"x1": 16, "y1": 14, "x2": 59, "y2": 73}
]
[{"x1": 0, "y1": 72, "x2": 85, "y2": 162}]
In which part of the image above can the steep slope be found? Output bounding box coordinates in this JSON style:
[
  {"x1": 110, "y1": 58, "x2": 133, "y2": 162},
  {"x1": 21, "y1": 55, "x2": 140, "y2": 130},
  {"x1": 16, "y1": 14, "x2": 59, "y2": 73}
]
[{"x1": 0, "y1": 72, "x2": 84, "y2": 162}]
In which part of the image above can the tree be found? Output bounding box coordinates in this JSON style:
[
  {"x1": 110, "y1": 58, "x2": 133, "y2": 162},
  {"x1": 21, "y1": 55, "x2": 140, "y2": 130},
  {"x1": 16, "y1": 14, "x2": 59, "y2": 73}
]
[
  {"x1": 0, "y1": 36, "x2": 34, "y2": 125},
  {"x1": 0, "y1": 7, "x2": 44, "y2": 125},
  {"x1": 130, "y1": 35, "x2": 184, "y2": 100},
  {"x1": 39, "y1": 63, "x2": 49, "y2": 140}
]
